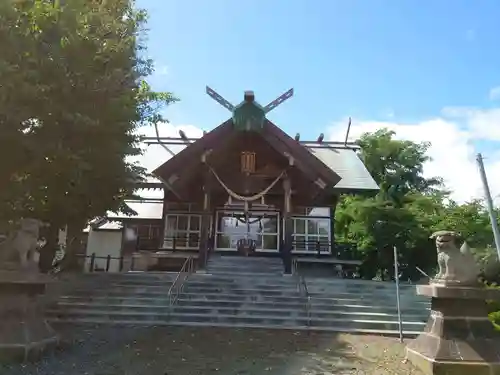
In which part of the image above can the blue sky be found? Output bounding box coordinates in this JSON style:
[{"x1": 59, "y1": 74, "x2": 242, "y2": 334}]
[
  {"x1": 138, "y1": 0, "x2": 500, "y2": 133},
  {"x1": 135, "y1": 0, "x2": 500, "y2": 202}
]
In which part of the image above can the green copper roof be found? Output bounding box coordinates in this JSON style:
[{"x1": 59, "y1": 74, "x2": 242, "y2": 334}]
[
  {"x1": 232, "y1": 91, "x2": 266, "y2": 131},
  {"x1": 232, "y1": 101, "x2": 266, "y2": 131}
]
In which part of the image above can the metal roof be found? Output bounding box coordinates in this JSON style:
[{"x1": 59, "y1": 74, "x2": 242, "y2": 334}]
[
  {"x1": 106, "y1": 201, "x2": 163, "y2": 220},
  {"x1": 83, "y1": 220, "x2": 123, "y2": 233},
  {"x1": 305, "y1": 147, "x2": 379, "y2": 192}
]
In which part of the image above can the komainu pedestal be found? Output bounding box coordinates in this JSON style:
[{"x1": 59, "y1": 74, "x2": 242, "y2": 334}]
[
  {"x1": 0, "y1": 271, "x2": 59, "y2": 363},
  {"x1": 406, "y1": 284, "x2": 500, "y2": 375}
]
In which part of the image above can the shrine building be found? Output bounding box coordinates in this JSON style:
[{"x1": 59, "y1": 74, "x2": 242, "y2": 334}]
[{"x1": 108, "y1": 87, "x2": 378, "y2": 268}]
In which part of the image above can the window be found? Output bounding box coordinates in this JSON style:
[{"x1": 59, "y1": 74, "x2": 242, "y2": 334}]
[
  {"x1": 292, "y1": 207, "x2": 331, "y2": 253},
  {"x1": 164, "y1": 214, "x2": 202, "y2": 249}
]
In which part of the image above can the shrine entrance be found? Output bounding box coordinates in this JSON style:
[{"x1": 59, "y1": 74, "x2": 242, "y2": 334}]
[{"x1": 214, "y1": 210, "x2": 280, "y2": 253}]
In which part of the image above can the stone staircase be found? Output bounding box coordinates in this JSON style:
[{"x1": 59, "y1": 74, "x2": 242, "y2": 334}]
[
  {"x1": 47, "y1": 272, "x2": 178, "y2": 324},
  {"x1": 47, "y1": 256, "x2": 429, "y2": 336}
]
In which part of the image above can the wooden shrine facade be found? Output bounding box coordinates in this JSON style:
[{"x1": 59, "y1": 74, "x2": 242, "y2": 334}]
[{"x1": 146, "y1": 89, "x2": 379, "y2": 264}]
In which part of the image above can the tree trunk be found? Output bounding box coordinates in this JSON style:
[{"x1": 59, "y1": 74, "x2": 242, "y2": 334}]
[
  {"x1": 63, "y1": 223, "x2": 85, "y2": 271},
  {"x1": 38, "y1": 224, "x2": 59, "y2": 273}
]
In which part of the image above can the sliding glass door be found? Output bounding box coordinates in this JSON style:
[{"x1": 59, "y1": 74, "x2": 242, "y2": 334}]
[{"x1": 215, "y1": 211, "x2": 280, "y2": 252}]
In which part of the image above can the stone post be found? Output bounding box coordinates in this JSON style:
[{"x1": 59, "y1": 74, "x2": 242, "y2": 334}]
[
  {"x1": 405, "y1": 230, "x2": 500, "y2": 375},
  {"x1": 0, "y1": 271, "x2": 59, "y2": 362},
  {"x1": 0, "y1": 218, "x2": 59, "y2": 362}
]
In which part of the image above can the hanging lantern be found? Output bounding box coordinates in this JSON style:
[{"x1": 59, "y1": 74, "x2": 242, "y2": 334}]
[{"x1": 241, "y1": 151, "x2": 256, "y2": 173}]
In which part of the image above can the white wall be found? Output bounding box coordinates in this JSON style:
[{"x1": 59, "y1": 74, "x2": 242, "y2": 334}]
[{"x1": 85, "y1": 229, "x2": 123, "y2": 272}]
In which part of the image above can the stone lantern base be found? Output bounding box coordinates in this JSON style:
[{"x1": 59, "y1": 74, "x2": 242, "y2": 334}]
[
  {"x1": 406, "y1": 283, "x2": 500, "y2": 375},
  {"x1": 0, "y1": 270, "x2": 59, "y2": 363}
]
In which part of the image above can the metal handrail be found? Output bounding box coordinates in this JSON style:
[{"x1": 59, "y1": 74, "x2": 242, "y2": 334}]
[
  {"x1": 292, "y1": 257, "x2": 302, "y2": 294},
  {"x1": 293, "y1": 258, "x2": 311, "y2": 328},
  {"x1": 167, "y1": 256, "x2": 195, "y2": 306},
  {"x1": 299, "y1": 274, "x2": 311, "y2": 328}
]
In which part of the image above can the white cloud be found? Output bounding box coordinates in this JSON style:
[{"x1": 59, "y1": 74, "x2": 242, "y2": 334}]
[
  {"x1": 442, "y1": 106, "x2": 500, "y2": 141},
  {"x1": 489, "y1": 86, "x2": 500, "y2": 101},
  {"x1": 131, "y1": 121, "x2": 204, "y2": 174},
  {"x1": 329, "y1": 111, "x2": 500, "y2": 204},
  {"x1": 128, "y1": 121, "x2": 204, "y2": 199}
]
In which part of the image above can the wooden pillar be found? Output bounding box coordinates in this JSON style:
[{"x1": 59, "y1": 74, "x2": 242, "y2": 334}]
[
  {"x1": 198, "y1": 187, "x2": 211, "y2": 269},
  {"x1": 282, "y1": 176, "x2": 293, "y2": 274},
  {"x1": 161, "y1": 187, "x2": 169, "y2": 249},
  {"x1": 198, "y1": 155, "x2": 212, "y2": 269}
]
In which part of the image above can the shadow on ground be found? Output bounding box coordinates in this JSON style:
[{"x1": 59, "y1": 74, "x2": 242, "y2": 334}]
[{"x1": 0, "y1": 324, "x2": 422, "y2": 375}]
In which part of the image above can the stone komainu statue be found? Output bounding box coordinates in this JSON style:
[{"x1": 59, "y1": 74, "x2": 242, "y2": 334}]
[
  {"x1": 0, "y1": 218, "x2": 47, "y2": 271},
  {"x1": 430, "y1": 230, "x2": 479, "y2": 286}
]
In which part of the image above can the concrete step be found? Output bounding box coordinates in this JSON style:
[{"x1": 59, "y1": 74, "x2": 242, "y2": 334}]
[
  {"x1": 176, "y1": 298, "x2": 429, "y2": 314},
  {"x1": 306, "y1": 284, "x2": 418, "y2": 293},
  {"x1": 182, "y1": 280, "x2": 426, "y2": 299},
  {"x1": 200, "y1": 271, "x2": 289, "y2": 278},
  {"x1": 88, "y1": 286, "x2": 175, "y2": 294},
  {"x1": 46, "y1": 308, "x2": 425, "y2": 332},
  {"x1": 181, "y1": 287, "x2": 429, "y2": 304},
  {"x1": 183, "y1": 286, "x2": 300, "y2": 295},
  {"x1": 77, "y1": 272, "x2": 178, "y2": 281},
  {"x1": 304, "y1": 277, "x2": 416, "y2": 287},
  {"x1": 49, "y1": 261, "x2": 430, "y2": 337},
  {"x1": 46, "y1": 318, "x2": 421, "y2": 338},
  {"x1": 52, "y1": 302, "x2": 425, "y2": 321},
  {"x1": 58, "y1": 292, "x2": 429, "y2": 310},
  {"x1": 110, "y1": 279, "x2": 178, "y2": 287},
  {"x1": 307, "y1": 291, "x2": 428, "y2": 301},
  {"x1": 56, "y1": 294, "x2": 429, "y2": 313},
  {"x1": 65, "y1": 290, "x2": 176, "y2": 299},
  {"x1": 57, "y1": 295, "x2": 171, "y2": 305},
  {"x1": 185, "y1": 281, "x2": 299, "y2": 291},
  {"x1": 180, "y1": 292, "x2": 303, "y2": 302},
  {"x1": 206, "y1": 268, "x2": 284, "y2": 276},
  {"x1": 180, "y1": 291, "x2": 431, "y2": 305},
  {"x1": 189, "y1": 274, "x2": 297, "y2": 284}
]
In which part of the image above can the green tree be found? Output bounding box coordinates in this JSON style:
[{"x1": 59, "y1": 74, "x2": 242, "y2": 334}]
[
  {"x1": 0, "y1": 0, "x2": 177, "y2": 268},
  {"x1": 336, "y1": 194, "x2": 439, "y2": 281},
  {"x1": 336, "y1": 129, "x2": 500, "y2": 281},
  {"x1": 434, "y1": 199, "x2": 493, "y2": 248},
  {"x1": 336, "y1": 130, "x2": 447, "y2": 280},
  {"x1": 357, "y1": 129, "x2": 443, "y2": 202}
]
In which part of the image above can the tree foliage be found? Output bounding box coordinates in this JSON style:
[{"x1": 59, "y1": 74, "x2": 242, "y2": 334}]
[
  {"x1": 0, "y1": 0, "x2": 176, "y2": 223},
  {"x1": 336, "y1": 128, "x2": 499, "y2": 281},
  {"x1": 0, "y1": 0, "x2": 177, "y2": 264}
]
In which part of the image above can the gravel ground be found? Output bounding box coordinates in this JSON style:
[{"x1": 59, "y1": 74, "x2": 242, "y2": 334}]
[{"x1": 0, "y1": 325, "x2": 423, "y2": 375}]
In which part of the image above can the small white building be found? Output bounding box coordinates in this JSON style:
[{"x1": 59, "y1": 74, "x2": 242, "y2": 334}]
[{"x1": 85, "y1": 220, "x2": 124, "y2": 272}]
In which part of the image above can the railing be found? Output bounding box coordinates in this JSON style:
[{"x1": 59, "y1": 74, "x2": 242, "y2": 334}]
[
  {"x1": 292, "y1": 239, "x2": 359, "y2": 259},
  {"x1": 51, "y1": 251, "x2": 196, "y2": 275},
  {"x1": 292, "y1": 257, "x2": 311, "y2": 328},
  {"x1": 49, "y1": 253, "x2": 126, "y2": 275},
  {"x1": 299, "y1": 274, "x2": 311, "y2": 328},
  {"x1": 167, "y1": 256, "x2": 195, "y2": 306},
  {"x1": 161, "y1": 233, "x2": 201, "y2": 251},
  {"x1": 292, "y1": 257, "x2": 298, "y2": 276}
]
